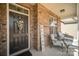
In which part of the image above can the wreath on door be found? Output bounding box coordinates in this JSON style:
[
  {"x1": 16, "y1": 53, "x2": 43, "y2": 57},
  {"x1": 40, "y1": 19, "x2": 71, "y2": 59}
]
[{"x1": 17, "y1": 19, "x2": 24, "y2": 33}]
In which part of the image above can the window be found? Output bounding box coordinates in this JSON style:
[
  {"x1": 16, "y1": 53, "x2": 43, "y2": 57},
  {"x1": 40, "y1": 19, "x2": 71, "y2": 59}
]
[{"x1": 9, "y1": 4, "x2": 28, "y2": 14}]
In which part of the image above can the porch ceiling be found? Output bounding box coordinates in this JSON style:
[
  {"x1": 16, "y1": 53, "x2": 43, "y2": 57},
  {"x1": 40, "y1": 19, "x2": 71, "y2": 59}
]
[{"x1": 41, "y1": 3, "x2": 77, "y2": 19}]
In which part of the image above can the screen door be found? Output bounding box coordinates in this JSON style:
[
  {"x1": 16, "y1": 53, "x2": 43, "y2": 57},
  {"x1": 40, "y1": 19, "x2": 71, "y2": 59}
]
[{"x1": 9, "y1": 12, "x2": 29, "y2": 55}]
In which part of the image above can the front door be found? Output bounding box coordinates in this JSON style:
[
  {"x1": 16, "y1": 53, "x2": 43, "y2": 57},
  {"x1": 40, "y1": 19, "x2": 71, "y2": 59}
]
[{"x1": 9, "y1": 11, "x2": 29, "y2": 55}]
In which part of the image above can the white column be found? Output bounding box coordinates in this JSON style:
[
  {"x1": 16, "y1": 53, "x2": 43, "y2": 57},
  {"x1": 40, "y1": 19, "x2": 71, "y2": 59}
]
[{"x1": 40, "y1": 25, "x2": 45, "y2": 52}]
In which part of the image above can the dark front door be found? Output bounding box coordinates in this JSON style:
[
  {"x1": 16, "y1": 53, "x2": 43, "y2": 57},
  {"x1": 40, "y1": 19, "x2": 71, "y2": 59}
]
[{"x1": 9, "y1": 12, "x2": 29, "y2": 55}]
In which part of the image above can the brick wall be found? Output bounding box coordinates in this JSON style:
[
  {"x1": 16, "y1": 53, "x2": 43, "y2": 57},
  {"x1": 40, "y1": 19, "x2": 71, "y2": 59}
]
[{"x1": 0, "y1": 4, "x2": 7, "y2": 56}]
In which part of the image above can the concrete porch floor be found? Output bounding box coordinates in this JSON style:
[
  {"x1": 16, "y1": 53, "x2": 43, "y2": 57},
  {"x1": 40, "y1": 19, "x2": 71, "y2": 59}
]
[{"x1": 30, "y1": 46, "x2": 74, "y2": 56}]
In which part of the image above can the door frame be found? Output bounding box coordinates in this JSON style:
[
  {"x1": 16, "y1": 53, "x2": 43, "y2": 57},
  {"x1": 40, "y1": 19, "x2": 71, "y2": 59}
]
[{"x1": 7, "y1": 3, "x2": 30, "y2": 56}]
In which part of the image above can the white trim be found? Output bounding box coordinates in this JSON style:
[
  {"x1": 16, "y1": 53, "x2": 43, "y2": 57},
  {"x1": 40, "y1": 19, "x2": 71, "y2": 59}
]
[
  {"x1": 10, "y1": 48, "x2": 29, "y2": 56},
  {"x1": 7, "y1": 3, "x2": 9, "y2": 56},
  {"x1": 10, "y1": 3, "x2": 29, "y2": 11},
  {"x1": 9, "y1": 9, "x2": 29, "y2": 16},
  {"x1": 28, "y1": 8, "x2": 30, "y2": 49},
  {"x1": 38, "y1": 24, "x2": 40, "y2": 50},
  {"x1": 8, "y1": 3, "x2": 30, "y2": 56}
]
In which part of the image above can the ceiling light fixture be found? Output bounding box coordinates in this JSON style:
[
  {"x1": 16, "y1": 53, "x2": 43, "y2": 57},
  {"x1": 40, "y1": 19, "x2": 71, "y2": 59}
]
[{"x1": 60, "y1": 9, "x2": 65, "y2": 13}]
